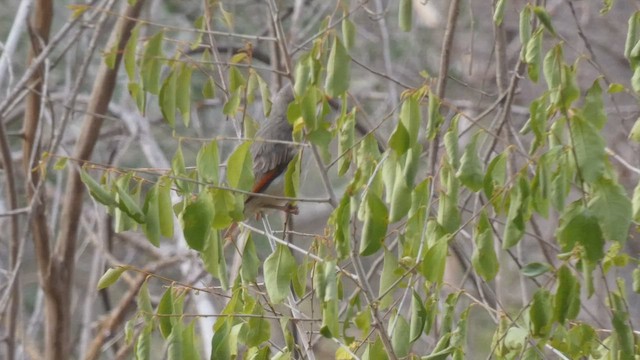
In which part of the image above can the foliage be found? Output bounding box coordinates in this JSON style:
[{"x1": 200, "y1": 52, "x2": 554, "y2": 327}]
[{"x1": 3, "y1": 0, "x2": 640, "y2": 359}]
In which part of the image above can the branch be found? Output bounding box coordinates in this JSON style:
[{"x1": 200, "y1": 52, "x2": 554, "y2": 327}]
[{"x1": 428, "y1": 0, "x2": 461, "y2": 175}]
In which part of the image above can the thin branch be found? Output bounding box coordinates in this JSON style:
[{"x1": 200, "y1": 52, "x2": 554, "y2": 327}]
[
  {"x1": 0, "y1": 0, "x2": 34, "y2": 93},
  {"x1": 372, "y1": 0, "x2": 398, "y2": 106},
  {"x1": 428, "y1": 0, "x2": 461, "y2": 175}
]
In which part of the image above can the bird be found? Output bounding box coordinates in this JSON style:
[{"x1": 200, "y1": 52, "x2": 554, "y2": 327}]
[
  {"x1": 224, "y1": 83, "x2": 298, "y2": 240},
  {"x1": 243, "y1": 83, "x2": 298, "y2": 217}
]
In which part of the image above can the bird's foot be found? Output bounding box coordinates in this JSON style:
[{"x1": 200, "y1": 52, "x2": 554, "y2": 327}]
[{"x1": 263, "y1": 203, "x2": 299, "y2": 215}]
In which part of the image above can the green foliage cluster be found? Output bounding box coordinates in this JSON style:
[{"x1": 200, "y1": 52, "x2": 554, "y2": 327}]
[{"x1": 84, "y1": 2, "x2": 640, "y2": 359}]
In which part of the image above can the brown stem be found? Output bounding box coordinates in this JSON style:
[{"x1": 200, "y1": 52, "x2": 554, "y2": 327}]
[
  {"x1": 428, "y1": 0, "x2": 461, "y2": 175},
  {"x1": 23, "y1": 0, "x2": 55, "y2": 340}
]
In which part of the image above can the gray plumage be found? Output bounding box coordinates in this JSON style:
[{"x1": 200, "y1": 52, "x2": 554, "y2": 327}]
[
  {"x1": 250, "y1": 84, "x2": 296, "y2": 182},
  {"x1": 245, "y1": 84, "x2": 296, "y2": 215}
]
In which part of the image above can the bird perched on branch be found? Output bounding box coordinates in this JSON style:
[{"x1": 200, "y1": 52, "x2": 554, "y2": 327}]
[
  {"x1": 225, "y1": 83, "x2": 298, "y2": 240},
  {"x1": 244, "y1": 83, "x2": 298, "y2": 217}
]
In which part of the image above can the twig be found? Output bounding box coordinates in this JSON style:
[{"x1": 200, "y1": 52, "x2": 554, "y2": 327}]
[
  {"x1": 0, "y1": 0, "x2": 34, "y2": 93},
  {"x1": 372, "y1": 0, "x2": 398, "y2": 106},
  {"x1": 428, "y1": 0, "x2": 461, "y2": 175}
]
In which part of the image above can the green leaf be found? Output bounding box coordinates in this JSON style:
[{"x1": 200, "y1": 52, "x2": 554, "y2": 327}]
[
  {"x1": 570, "y1": 113, "x2": 605, "y2": 183},
  {"x1": 342, "y1": 18, "x2": 356, "y2": 50},
  {"x1": 388, "y1": 122, "x2": 410, "y2": 155},
  {"x1": 167, "y1": 323, "x2": 183, "y2": 360},
  {"x1": 554, "y1": 266, "x2": 580, "y2": 324},
  {"x1": 520, "y1": 6, "x2": 533, "y2": 58},
  {"x1": 138, "y1": 280, "x2": 153, "y2": 316},
  {"x1": 124, "y1": 24, "x2": 140, "y2": 81},
  {"x1": 182, "y1": 321, "x2": 201, "y2": 360},
  {"x1": 172, "y1": 144, "x2": 189, "y2": 194},
  {"x1": 299, "y1": 87, "x2": 318, "y2": 130},
  {"x1": 422, "y1": 235, "x2": 448, "y2": 284},
  {"x1": 600, "y1": 0, "x2": 614, "y2": 14},
  {"x1": 201, "y1": 231, "x2": 227, "y2": 287},
  {"x1": 362, "y1": 336, "x2": 389, "y2": 360},
  {"x1": 543, "y1": 45, "x2": 562, "y2": 103},
  {"x1": 588, "y1": 178, "x2": 632, "y2": 243},
  {"x1": 608, "y1": 82, "x2": 625, "y2": 93},
  {"x1": 391, "y1": 314, "x2": 410, "y2": 357},
  {"x1": 263, "y1": 244, "x2": 296, "y2": 304},
  {"x1": 529, "y1": 289, "x2": 552, "y2": 338},
  {"x1": 141, "y1": 31, "x2": 164, "y2": 94},
  {"x1": 182, "y1": 192, "x2": 213, "y2": 251},
  {"x1": 409, "y1": 290, "x2": 427, "y2": 343},
  {"x1": 503, "y1": 177, "x2": 529, "y2": 249},
  {"x1": 211, "y1": 321, "x2": 242, "y2": 360},
  {"x1": 135, "y1": 324, "x2": 152, "y2": 360},
  {"x1": 292, "y1": 257, "x2": 309, "y2": 298},
  {"x1": 633, "y1": 267, "x2": 640, "y2": 293},
  {"x1": 436, "y1": 192, "x2": 459, "y2": 236},
  {"x1": 53, "y1": 156, "x2": 68, "y2": 170},
  {"x1": 379, "y1": 249, "x2": 400, "y2": 309},
  {"x1": 159, "y1": 70, "x2": 178, "y2": 129},
  {"x1": 612, "y1": 300, "x2": 635, "y2": 359},
  {"x1": 625, "y1": 12, "x2": 640, "y2": 67},
  {"x1": 521, "y1": 262, "x2": 552, "y2": 277},
  {"x1": 142, "y1": 184, "x2": 161, "y2": 246},
  {"x1": 557, "y1": 207, "x2": 604, "y2": 262},
  {"x1": 525, "y1": 30, "x2": 543, "y2": 82},
  {"x1": 223, "y1": 88, "x2": 241, "y2": 116},
  {"x1": 115, "y1": 182, "x2": 146, "y2": 223},
  {"x1": 243, "y1": 300, "x2": 271, "y2": 347},
  {"x1": 533, "y1": 6, "x2": 557, "y2": 36},
  {"x1": 284, "y1": 152, "x2": 301, "y2": 198},
  {"x1": 632, "y1": 67, "x2": 640, "y2": 93},
  {"x1": 399, "y1": 0, "x2": 412, "y2": 31},
  {"x1": 359, "y1": 193, "x2": 389, "y2": 256},
  {"x1": 583, "y1": 79, "x2": 606, "y2": 130},
  {"x1": 630, "y1": 116, "x2": 640, "y2": 143},
  {"x1": 294, "y1": 56, "x2": 311, "y2": 98},
  {"x1": 79, "y1": 169, "x2": 118, "y2": 207},
  {"x1": 157, "y1": 178, "x2": 174, "y2": 238},
  {"x1": 196, "y1": 140, "x2": 219, "y2": 185},
  {"x1": 400, "y1": 91, "x2": 421, "y2": 148},
  {"x1": 241, "y1": 235, "x2": 259, "y2": 283},
  {"x1": 483, "y1": 151, "x2": 507, "y2": 203},
  {"x1": 177, "y1": 63, "x2": 192, "y2": 127},
  {"x1": 389, "y1": 166, "x2": 412, "y2": 223},
  {"x1": 254, "y1": 74, "x2": 271, "y2": 117},
  {"x1": 337, "y1": 107, "x2": 355, "y2": 176},
  {"x1": 330, "y1": 195, "x2": 351, "y2": 260},
  {"x1": 128, "y1": 82, "x2": 146, "y2": 114},
  {"x1": 456, "y1": 132, "x2": 484, "y2": 192},
  {"x1": 210, "y1": 190, "x2": 235, "y2": 229},
  {"x1": 471, "y1": 211, "x2": 499, "y2": 281},
  {"x1": 427, "y1": 93, "x2": 443, "y2": 140},
  {"x1": 325, "y1": 36, "x2": 351, "y2": 97},
  {"x1": 228, "y1": 66, "x2": 246, "y2": 92},
  {"x1": 103, "y1": 43, "x2": 117, "y2": 70},
  {"x1": 96, "y1": 266, "x2": 127, "y2": 290},
  {"x1": 157, "y1": 287, "x2": 174, "y2": 338},
  {"x1": 493, "y1": 0, "x2": 506, "y2": 25},
  {"x1": 226, "y1": 142, "x2": 254, "y2": 192},
  {"x1": 202, "y1": 77, "x2": 216, "y2": 99},
  {"x1": 320, "y1": 294, "x2": 339, "y2": 338},
  {"x1": 444, "y1": 115, "x2": 460, "y2": 169},
  {"x1": 633, "y1": 180, "x2": 640, "y2": 222}
]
